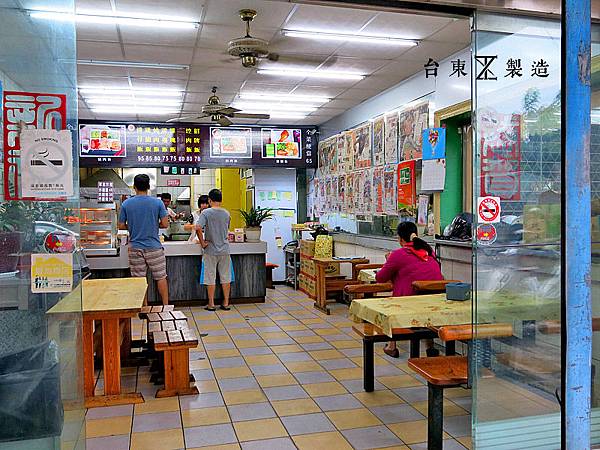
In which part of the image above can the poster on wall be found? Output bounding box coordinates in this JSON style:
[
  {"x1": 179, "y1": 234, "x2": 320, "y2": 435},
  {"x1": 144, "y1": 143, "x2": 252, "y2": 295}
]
[
  {"x1": 80, "y1": 124, "x2": 126, "y2": 158},
  {"x1": 331, "y1": 175, "x2": 339, "y2": 212},
  {"x1": 261, "y1": 128, "x2": 302, "y2": 159},
  {"x1": 422, "y1": 127, "x2": 446, "y2": 160},
  {"x1": 353, "y1": 171, "x2": 362, "y2": 212},
  {"x1": 479, "y1": 111, "x2": 522, "y2": 200},
  {"x1": 372, "y1": 116, "x2": 385, "y2": 166},
  {"x1": 383, "y1": 164, "x2": 398, "y2": 215},
  {"x1": 31, "y1": 253, "x2": 73, "y2": 293},
  {"x1": 328, "y1": 137, "x2": 338, "y2": 174},
  {"x1": 317, "y1": 140, "x2": 328, "y2": 177},
  {"x1": 346, "y1": 172, "x2": 355, "y2": 214},
  {"x1": 397, "y1": 160, "x2": 416, "y2": 209},
  {"x1": 336, "y1": 135, "x2": 346, "y2": 174},
  {"x1": 373, "y1": 166, "x2": 384, "y2": 214},
  {"x1": 353, "y1": 123, "x2": 372, "y2": 168},
  {"x1": 325, "y1": 177, "x2": 333, "y2": 213},
  {"x1": 20, "y1": 129, "x2": 74, "y2": 199},
  {"x1": 358, "y1": 168, "x2": 373, "y2": 220},
  {"x1": 338, "y1": 174, "x2": 346, "y2": 212},
  {"x1": 417, "y1": 194, "x2": 429, "y2": 225},
  {"x1": 3, "y1": 91, "x2": 67, "y2": 200},
  {"x1": 344, "y1": 132, "x2": 354, "y2": 172},
  {"x1": 399, "y1": 102, "x2": 429, "y2": 161},
  {"x1": 384, "y1": 113, "x2": 399, "y2": 164},
  {"x1": 210, "y1": 127, "x2": 252, "y2": 158},
  {"x1": 421, "y1": 159, "x2": 446, "y2": 191}
]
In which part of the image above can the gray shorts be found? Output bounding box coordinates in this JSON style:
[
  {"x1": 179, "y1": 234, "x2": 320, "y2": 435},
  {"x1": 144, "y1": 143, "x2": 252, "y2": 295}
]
[
  {"x1": 128, "y1": 248, "x2": 167, "y2": 280},
  {"x1": 200, "y1": 254, "x2": 234, "y2": 285}
]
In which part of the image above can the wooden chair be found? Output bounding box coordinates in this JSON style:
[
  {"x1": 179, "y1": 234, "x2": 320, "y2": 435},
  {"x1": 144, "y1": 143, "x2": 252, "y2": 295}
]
[
  {"x1": 408, "y1": 324, "x2": 513, "y2": 450},
  {"x1": 412, "y1": 280, "x2": 462, "y2": 294},
  {"x1": 265, "y1": 263, "x2": 278, "y2": 289},
  {"x1": 152, "y1": 329, "x2": 199, "y2": 398}
]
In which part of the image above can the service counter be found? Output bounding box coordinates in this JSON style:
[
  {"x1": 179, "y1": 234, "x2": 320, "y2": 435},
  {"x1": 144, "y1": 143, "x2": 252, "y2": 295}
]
[{"x1": 86, "y1": 241, "x2": 268, "y2": 305}]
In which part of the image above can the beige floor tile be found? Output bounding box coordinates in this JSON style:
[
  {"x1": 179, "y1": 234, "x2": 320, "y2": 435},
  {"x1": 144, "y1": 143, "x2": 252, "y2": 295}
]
[
  {"x1": 457, "y1": 436, "x2": 472, "y2": 449},
  {"x1": 372, "y1": 446, "x2": 409, "y2": 450},
  {"x1": 292, "y1": 431, "x2": 353, "y2": 450},
  {"x1": 280, "y1": 325, "x2": 308, "y2": 332},
  {"x1": 271, "y1": 398, "x2": 321, "y2": 416},
  {"x1": 354, "y1": 390, "x2": 404, "y2": 407},
  {"x1": 228, "y1": 328, "x2": 255, "y2": 335},
  {"x1": 302, "y1": 318, "x2": 326, "y2": 325},
  {"x1": 272, "y1": 344, "x2": 304, "y2": 354},
  {"x1": 233, "y1": 418, "x2": 288, "y2": 441},
  {"x1": 294, "y1": 335, "x2": 325, "y2": 344},
  {"x1": 444, "y1": 387, "x2": 472, "y2": 399},
  {"x1": 314, "y1": 328, "x2": 342, "y2": 336},
  {"x1": 284, "y1": 361, "x2": 323, "y2": 372},
  {"x1": 326, "y1": 408, "x2": 382, "y2": 430},
  {"x1": 86, "y1": 416, "x2": 132, "y2": 438},
  {"x1": 134, "y1": 397, "x2": 180, "y2": 415},
  {"x1": 199, "y1": 323, "x2": 226, "y2": 331},
  {"x1": 378, "y1": 375, "x2": 423, "y2": 389},
  {"x1": 223, "y1": 389, "x2": 267, "y2": 405},
  {"x1": 309, "y1": 349, "x2": 345, "y2": 360},
  {"x1": 331, "y1": 340, "x2": 362, "y2": 349},
  {"x1": 243, "y1": 354, "x2": 280, "y2": 365},
  {"x1": 256, "y1": 373, "x2": 298, "y2": 388},
  {"x1": 203, "y1": 335, "x2": 233, "y2": 344},
  {"x1": 214, "y1": 366, "x2": 252, "y2": 379},
  {"x1": 412, "y1": 400, "x2": 468, "y2": 417},
  {"x1": 208, "y1": 348, "x2": 241, "y2": 358},
  {"x1": 328, "y1": 367, "x2": 364, "y2": 381},
  {"x1": 248, "y1": 320, "x2": 276, "y2": 327},
  {"x1": 259, "y1": 332, "x2": 290, "y2": 339},
  {"x1": 350, "y1": 356, "x2": 364, "y2": 367},
  {"x1": 235, "y1": 339, "x2": 266, "y2": 349},
  {"x1": 188, "y1": 444, "x2": 241, "y2": 450},
  {"x1": 388, "y1": 420, "x2": 450, "y2": 444},
  {"x1": 303, "y1": 381, "x2": 348, "y2": 397},
  {"x1": 182, "y1": 406, "x2": 230, "y2": 427},
  {"x1": 190, "y1": 359, "x2": 212, "y2": 370},
  {"x1": 195, "y1": 379, "x2": 220, "y2": 393},
  {"x1": 130, "y1": 429, "x2": 184, "y2": 450},
  {"x1": 222, "y1": 318, "x2": 246, "y2": 325}
]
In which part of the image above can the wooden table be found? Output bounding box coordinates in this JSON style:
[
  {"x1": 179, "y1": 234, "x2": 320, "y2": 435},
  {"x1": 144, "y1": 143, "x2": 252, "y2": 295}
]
[
  {"x1": 313, "y1": 257, "x2": 369, "y2": 314},
  {"x1": 48, "y1": 277, "x2": 148, "y2": 408}
]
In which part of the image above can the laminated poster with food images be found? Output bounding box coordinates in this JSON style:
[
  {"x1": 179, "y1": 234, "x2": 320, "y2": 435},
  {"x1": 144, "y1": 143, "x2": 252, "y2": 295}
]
[
  {"x1": 373, "y1": 166, "x2": 385, "y2": 215},
  {"x1": 338, "y1": 174, "x2": 346, "y2": 212},
  {"x1": 357, "y1": 168, "x2": 373, "y2": 222},
  {"x1": 353, "y1": 123, "x2": 372, "y2": 169},
  {"x1": 317, "y1": 141, "x2": 328, "y2": 177},
  {"x1": 344, "y1": 131, "x2": 354, "y2": 173},
  {"x1": 383, "y1": 164, "x2": 398, "y2": 215},
  {"x1": 372, "y1": 116, "x2": 385, "y2": 166},
  {"x1": 353, "y1": 171, "x2": 362, "y2": 213},
  {"x1": 384, "y1": 113, "x2": 399, "y2": 164},
  {"x1": 336, "y1": 134, "x2": 346, "y2": 174},
  {"x1": 345, "y1": 172, "x2": 355, "y2": 215},
  {"x1": 325, "y1": 176, "x2": 332, "y2": 214},
  {"x1": 328, "y1": 138, "x2": 338, "y2": 174},
  {"x1": 399, "y1": 102, "x2": 429, "y2": 161},
  {"x1": 331, "y1": 175, "x2": 339, "y2": 213}
]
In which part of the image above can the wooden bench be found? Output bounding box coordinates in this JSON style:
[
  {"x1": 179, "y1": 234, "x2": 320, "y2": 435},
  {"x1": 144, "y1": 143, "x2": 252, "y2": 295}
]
[
  {"x1": 139, "y1": 305, "x2": 174, "y2": 320},
  {"x1": 146, "y1": 311, "x2": 188, "y2": 340},
  {"x1": 412, "y1": 280, "x2": 461, "y2": 294},
  {"x1": 408, "y1": 324, "x2": 513, "y2": 450},
  {"x1": 152, "y1": 329, "x2": 199, "y2": 398},
  {"x1": 353, "y1": 322, "x2": 437, "y2": 392}
]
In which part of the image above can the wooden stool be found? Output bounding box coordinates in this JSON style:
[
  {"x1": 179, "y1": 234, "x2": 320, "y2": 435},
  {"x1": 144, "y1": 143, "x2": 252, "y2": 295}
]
[
  {"x1": 152, "y1": 329, "x2": 199, "y2": 398},
  {"x1": 265, "y1": 263, "x2": 279, "y2": 289}
]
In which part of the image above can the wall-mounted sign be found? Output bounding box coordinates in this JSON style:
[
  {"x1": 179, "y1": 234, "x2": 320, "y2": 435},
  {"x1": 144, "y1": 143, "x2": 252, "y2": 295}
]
[
  {"x1": 97, "y1": 181, "x2": 113, "y2": 203},
  {"x1": 261, "y1": 128, "x2": 301, "y2": 159},
  {"x1": 422, "y1": 127, "x2": 446, "y2": 160},
  {"x1": 477, "y1": 196, "x2": 501, "y2": 223},
  {"x1": 397, "y1": 160, "x2": 416, "y2": 209},
  {"x1": 210, "y1": 127, "x2": 252, "y2": 159},
  {"x1": 167, "y1": 179, "x2": 181, "y2": 187},
  {"x1": 31, "y1": 253, "x2": 73, "y2": 293},
  {"x1": 476, "y1": 223, "x2": 497, "y2": 245},
  {"x1": 80, "y1": 124, "x2": 126, "y2": 158}
]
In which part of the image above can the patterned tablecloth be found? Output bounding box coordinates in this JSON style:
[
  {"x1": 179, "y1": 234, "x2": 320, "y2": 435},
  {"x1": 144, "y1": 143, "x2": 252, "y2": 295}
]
[{"x1": 349, "y1": 292, "x2": 559, "y2": 337}]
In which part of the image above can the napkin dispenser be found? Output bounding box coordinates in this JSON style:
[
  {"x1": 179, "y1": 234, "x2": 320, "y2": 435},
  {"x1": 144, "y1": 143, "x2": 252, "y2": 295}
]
[{"x1": 445, "y1": 282, "x2": 471, "y2": 301}]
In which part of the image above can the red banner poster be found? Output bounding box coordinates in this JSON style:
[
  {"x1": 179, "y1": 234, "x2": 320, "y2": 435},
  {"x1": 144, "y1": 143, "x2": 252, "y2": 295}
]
[
  {"x1": 479, "y1": 113, "x2": 521, "y2": 201},
  {"x1": 397, "y1": 160, "x2": 416, "y2": 209},
  {"x1": 3, "y1": 91, "x2": 67, "y2": 200}
]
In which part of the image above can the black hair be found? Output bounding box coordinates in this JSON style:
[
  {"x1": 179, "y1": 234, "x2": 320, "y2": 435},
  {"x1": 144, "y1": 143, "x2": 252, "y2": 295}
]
[
  {"x1": 397, "y1": 222, "x2": 434, "y2": 256},
  {"x1": 208, "y1": 188, "x2": 222, "y2": 203},
  {"x1": 133, "y1": 174, "x2": 150, "y2": 191},
  {"x1": 198, "y1": 195, "x2": 209, "y2": 208},
  {"x1": 160, "y1": 192, "x2": 172, "y2": 200}
]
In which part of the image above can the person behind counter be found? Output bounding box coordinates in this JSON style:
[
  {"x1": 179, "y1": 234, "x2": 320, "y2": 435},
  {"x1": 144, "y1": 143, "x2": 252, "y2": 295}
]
[
  {"x1": 188, "y1": 195, "x2": 210, "y2": 242},
  {"x1": 375, "y1": 221, "x2": 444, "y2": 358},
  {"x1": 119, "y1": 174, "x2": 170, "y2": 305},
  {"x1": 160, "y1": 192, "x2": 184, "y2": 220},
  {"x1": 196, "y1": 189, "x2": 232, "y2": 311}
]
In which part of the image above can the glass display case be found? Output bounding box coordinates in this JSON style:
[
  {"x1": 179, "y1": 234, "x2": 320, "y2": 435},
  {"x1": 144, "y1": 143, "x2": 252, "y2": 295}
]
[{"x1": 80, "y1": 202, "x2": 117, "y2": 255}]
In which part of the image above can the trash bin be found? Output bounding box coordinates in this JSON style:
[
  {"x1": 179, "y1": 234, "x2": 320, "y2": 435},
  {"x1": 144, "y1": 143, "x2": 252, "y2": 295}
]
[{"x1": 0, "y1": 341, "x2": 63, "y2": 442}]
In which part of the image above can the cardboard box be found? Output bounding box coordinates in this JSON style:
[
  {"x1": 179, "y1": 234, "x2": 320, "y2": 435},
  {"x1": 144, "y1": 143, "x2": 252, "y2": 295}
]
[
  {"x1": 234, "y1": 228, "x2": 245, "y2": 243},
  {"x1": 523, "y1": 204, "x2": 560, "y2": 243},
  {"x1": 300, "y1": 239, "x2": 315, "y2": 256},
  {"x1": 300, "y1": 259, "x2": 340, "y2": 278},
  {"x1": 299, "y1": 272, "x2": 317, "y2": 298}
]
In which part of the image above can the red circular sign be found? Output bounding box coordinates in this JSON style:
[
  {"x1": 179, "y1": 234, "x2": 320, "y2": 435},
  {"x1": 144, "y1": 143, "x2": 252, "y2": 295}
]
[
  {"x1": 478, "y1": 197, "x2": 500, "y2": 223},
  {"x1": 476, "y1": 224, "x2": 497, "y2": 245}
]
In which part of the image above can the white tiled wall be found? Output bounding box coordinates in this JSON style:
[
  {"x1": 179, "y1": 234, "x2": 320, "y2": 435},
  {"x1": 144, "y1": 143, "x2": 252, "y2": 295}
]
[{"x1": 192, "y1": 169, "x2": 217, "y2": 207}]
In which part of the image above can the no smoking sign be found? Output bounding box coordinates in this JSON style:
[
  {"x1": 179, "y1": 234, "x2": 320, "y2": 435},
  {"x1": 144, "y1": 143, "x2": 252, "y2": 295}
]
[{"x1": 477, "y1": 196, "x2": 501, "y2": 223}]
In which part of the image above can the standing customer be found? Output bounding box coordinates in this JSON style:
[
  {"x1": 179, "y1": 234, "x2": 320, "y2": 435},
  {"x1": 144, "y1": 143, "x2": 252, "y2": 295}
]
[
  {"x1": 188, "y1": 195, "x2": 210, "y2": 242},
  {"x1": 196, "y1": 189, "x2": 232, "y2": 311},
  {"x1": 119, "y1": 174, "x2": 170, "y2": 305}
]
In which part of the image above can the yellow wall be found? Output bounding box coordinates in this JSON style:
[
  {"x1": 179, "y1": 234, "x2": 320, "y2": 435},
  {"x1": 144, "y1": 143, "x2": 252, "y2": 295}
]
[{"x1": 216, "y1": 168, "x2": 243, "y2": 229}]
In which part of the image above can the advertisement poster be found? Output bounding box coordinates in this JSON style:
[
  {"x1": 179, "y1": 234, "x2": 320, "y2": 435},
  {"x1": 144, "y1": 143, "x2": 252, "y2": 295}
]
[
  {"x1": 359, "y1": 168, "x2": 373, "y2": 218},
  {"x1": 344, "y1": 132, "x2": 354, "y2": 172},
  {"x1": 346, "y1": 172, "x2": 354, "y2": 214},
  {"x1": 210, "y1": 127, "x2": 252, "y2": 158},
  {"x1": 3, "y1": 91, "x2": 67, "y2": 200},
  {"x1": 20, "y1": 129, "x2": 74, "y2": 199},
  {"x1": 383, "y1": 164, "x2": 398, "y2": 215},
  {"x1": 373, "y1": 166, "x2": 384, "y2": 214},
  {"x1": 80, "y1": 124, "x2": 126, "y2": 157},
  {"x1": 336, "y1": 134, "x2": 346, "y2": 174},
  {"x1": 417, "y1": 194, "x2": 429, "y2": 225},
  {"x1": 384, "y1": 113, "x2": 399, "y2": 164},
  {"x1": 397, "y1": 160, "x2": 416, "y2": 209},
  {"x1": 325, "y1": 177, "x2": 333, "y2": 213},
  {"x1": 328, "y1": 137, "x2": 338, "y2": 174},
  {"x1": 353, "y1": 171, "x2": 362, "y2": 212},
  {"x1": 399, "y1": 102, "x2": 429, "y2": 161},
  {"x1": 31, "y1": 253, "x2": 73, "y2": 293},
  {"x1": 421, "y1": 159, "x2": 446, "y2": 191},
  {"x1": 422, "y1": 127, "x2": 446, "y2": 160},
  {"x1": 353, "y1": 123, "x2": 372, "y2": 168},
  {"x1": 261, "y1": 128, "x2": 302, "y2": 159},
  {"x1": 331, "y1": 175, "x2": 339, "y2": 212},
  {"x1": 479, "y1": 111, "x2": 522, "y2": 200},
  {"x1": 372, "y1": 116, "x2": 385, "y2": 166},
  {"x1": 338, "y1": 174, "x2": 346, "y2": 211}
]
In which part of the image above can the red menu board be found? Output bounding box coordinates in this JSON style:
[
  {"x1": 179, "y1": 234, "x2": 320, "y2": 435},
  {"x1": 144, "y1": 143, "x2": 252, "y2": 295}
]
[{"x1": 397, "y1": 160, "x2": 416, "y2": 209}]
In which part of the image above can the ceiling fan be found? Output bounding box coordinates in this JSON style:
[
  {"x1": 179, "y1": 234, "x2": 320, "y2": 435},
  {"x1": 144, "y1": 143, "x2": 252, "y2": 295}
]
[
  {"x1": 166, "y1": 87, "x2": 270, "y2": 126},
  {"x1": 227, "y1": 9, "x2": 279, "y2": 68}
]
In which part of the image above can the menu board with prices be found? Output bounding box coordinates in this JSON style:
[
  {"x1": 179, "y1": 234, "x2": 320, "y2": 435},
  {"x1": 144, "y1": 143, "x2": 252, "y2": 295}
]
[{"x1": 97, "y1": 181, "x2": 114, "y2": 203}]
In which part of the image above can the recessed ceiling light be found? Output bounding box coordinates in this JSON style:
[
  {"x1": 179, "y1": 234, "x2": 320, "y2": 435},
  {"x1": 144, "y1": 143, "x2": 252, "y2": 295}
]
[
  {"x1": 257, "y1": 69, "x2": 364, "y2": 80},
  {"x1": 282, "y1": 29, "x2": 418, "y2": 46},
  {"x1": 79, "y1": 87, "x2": 184, "y2": 97},
  {"x1": 30, "y1": 10, "x2": 199, "y2": 29},
  {"x1": 263, "y1": 113, "x2": 308, "y2": 120},
  {"x1": 238, "y1": 93, "x2": 331, "y2": 104},
  {"x1": 232, "y1": 102, "x2": 317, "y2": 113},
  {"x1": 85, "y1": 97, "x2": 182, "y2": 107},
  {"x1": 90, "y1": 107, "x2": 179, "y2": 115},
  {"x1": 77, "y1": 60, "x2": 189, "y2": 70}
]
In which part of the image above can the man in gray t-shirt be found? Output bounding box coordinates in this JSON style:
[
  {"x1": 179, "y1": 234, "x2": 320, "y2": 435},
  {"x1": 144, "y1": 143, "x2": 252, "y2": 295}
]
[{"x1": 197, "y1": 189, "x2": 232, "y2": 311}]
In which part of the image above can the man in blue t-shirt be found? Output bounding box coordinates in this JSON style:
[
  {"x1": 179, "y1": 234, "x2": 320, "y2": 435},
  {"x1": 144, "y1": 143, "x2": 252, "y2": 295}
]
[{"x1": 118, "y1": 174, "x2": 170, "y2": 305}]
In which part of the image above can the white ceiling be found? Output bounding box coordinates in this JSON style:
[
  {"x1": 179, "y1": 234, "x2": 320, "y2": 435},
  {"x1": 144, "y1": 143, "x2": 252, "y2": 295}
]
[{"x1": 75, "y1": 0, "x2": 470, "y2": 125}]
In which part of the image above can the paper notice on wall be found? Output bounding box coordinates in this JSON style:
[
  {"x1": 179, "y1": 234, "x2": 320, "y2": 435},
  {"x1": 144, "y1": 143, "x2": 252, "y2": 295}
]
[
  {"x1": 31, "y1": 253, "x2": 73, "y2": 293},
  {"x1": 421, "y1": 159, "x2": 446, "y2": 191},
  {"x1": 417, "y1": 194, "x2": 429, "y2": 225},
  {"x1": 282, "y1": 191, "x2": 293, "y2": 201},
  {"x1": 21, "y1": 129, "x2": 74, "y2": 199}
]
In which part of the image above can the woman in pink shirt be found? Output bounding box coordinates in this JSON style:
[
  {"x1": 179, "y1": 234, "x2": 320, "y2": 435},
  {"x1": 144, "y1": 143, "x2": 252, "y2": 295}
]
[{"x1": 375, "y1": 222, "x2": 443, "y2": 357}]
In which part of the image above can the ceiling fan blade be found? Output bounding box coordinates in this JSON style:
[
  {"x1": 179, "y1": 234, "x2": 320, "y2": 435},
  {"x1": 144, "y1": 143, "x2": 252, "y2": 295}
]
[
  {"x1": 218, "y1": 107, "x2": 241, "y2": 115},
  {"x1": 217, "y1": 116, "x2": 233, "y2": 127},
  {"x1": 231, "y1": 113, "x2": 270, "y2": 120},
  {"x1": 166, "y1": 114, "x2": 208, "y2": 123}
]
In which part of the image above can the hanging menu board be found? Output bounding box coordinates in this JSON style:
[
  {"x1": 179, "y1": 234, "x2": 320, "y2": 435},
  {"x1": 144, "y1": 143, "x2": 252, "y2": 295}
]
[{"x1": 78, "y1": 122, "x2": 318, "y2": 169}]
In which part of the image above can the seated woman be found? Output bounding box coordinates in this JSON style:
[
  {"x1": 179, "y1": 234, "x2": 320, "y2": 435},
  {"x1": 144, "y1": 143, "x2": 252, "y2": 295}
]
[{"x1": 375, "y1": 221, "x2": 444, "y2": 358}]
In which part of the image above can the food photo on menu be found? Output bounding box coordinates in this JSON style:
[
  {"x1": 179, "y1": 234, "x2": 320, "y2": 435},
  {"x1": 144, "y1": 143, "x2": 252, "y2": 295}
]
[
  {"x1": 79, "y1": 124, "x2": 127, "y2": 157},
  {"x1": 261, "y1": 128, "x2": 302, "y2": 159},
  {"x1": 210, "y1": 127, "x2": 252, "y2": 158}
]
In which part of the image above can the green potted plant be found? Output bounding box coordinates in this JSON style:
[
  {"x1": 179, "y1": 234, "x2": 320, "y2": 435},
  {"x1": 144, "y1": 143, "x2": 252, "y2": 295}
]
[
  {"x1": 0, "y1": 201, "x2": 27, "y2": 273},
  {"x1": 239, "y1": 207, "x2": 274, "y2": 242}
]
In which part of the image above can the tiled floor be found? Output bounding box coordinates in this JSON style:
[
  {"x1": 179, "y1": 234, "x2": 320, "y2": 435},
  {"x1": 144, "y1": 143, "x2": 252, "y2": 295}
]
[{"x1": 85, "y1": 286, "x2": 473, "y2": 450}]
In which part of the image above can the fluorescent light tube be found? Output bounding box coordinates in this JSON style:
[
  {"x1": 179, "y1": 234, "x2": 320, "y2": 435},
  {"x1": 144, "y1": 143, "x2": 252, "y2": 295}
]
[
  {"x1": 232, "y1": 102, "x2": 317, "y2": 113},
  {"x1": 282, "y1": 30, "x2": 418, "y2": 46},
  {"x1": 238, "y1": 93, "x2": 331, "y2": 104},
  {"x1": 77, "y1": 60, "x2": 188, "y2": 70},
  {"x1": 79, "y1": 87, "x2": 183, "y2": 97},
  {"x1": 30, "y1": 10, "x2": 199, "y2": 29},
  {"x1": 266, "y1": 113, "x2": 308, "y2": 120},
  {"x1": 85, "y1": 97, "x2": 182, "y2": 107},
  {"x1": 257, "y1": 69, "x2": 364, "y2": 80},
  {"x1": 91, "y1": 107, "x2": 179, "y2": 115}
]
